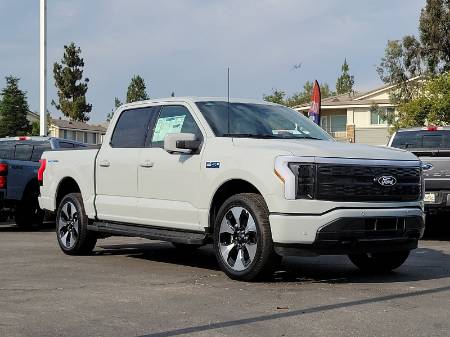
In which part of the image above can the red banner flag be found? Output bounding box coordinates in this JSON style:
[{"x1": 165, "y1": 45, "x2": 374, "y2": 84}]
[{"x1": 308, "y1": 80, "x2": 321, "y2": 125}]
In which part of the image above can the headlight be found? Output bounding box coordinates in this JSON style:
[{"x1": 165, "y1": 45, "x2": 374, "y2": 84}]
[
  {"x1": 289, "y1": 163, "x2": 316, "y2": 199},
  {"x1": 274, "y1": 156, "x2": 316, "y2": 200}
]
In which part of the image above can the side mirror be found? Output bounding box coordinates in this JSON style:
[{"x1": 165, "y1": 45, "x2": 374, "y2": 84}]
[{"x1": 164, "y1": 133, "x2": 201, "y2": 154}]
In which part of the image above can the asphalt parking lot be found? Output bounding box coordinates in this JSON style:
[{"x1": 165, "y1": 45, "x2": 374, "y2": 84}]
[{"x1": 1, "y1": 220, "x2": 449, "y2": 337}]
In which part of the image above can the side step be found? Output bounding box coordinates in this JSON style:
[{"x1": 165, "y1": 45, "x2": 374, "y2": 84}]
[{"x1": 88, "y1": 221, "x2": 207, "y2": 245}]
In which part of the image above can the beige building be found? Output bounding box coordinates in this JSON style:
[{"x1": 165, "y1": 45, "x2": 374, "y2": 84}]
[
  {"x1": 295, "y1": 83, "x2": 397, "y2": 145},
  {"x1": 49, "y1": 118, "x2": 106, "y2": 145}
]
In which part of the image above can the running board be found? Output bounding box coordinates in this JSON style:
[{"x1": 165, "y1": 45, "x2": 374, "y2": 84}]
[{"x1": 88, "y1": 221, "x2": 207, "y2": 245}]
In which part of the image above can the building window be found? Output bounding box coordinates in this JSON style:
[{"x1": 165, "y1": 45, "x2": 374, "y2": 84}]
[
  {"x1": 320, "y1": 115, "x2": 346, "y2": 133},
  {"x1": 84, "y1": 132, "x2": 88, "y2": 144},
  {"x1": 63, "y1": 129, "x2": 67, "y2": 139},
  {"x1": 371, "y1": 107, "x2": 394, "y2": 125},
  {"x1": 330, "y1": 115, "x2": 347, "y2": 133}
]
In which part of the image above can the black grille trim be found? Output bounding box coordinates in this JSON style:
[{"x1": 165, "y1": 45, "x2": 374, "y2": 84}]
[{"x1": 315, "y1": 164, "x2": 422, "y2": 202}]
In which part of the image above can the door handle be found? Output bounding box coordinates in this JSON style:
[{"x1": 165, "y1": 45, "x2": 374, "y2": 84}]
[
  {"x1": 140, "y1": 160, "x2": 154, "y2": 168},
  {"x1": 99, "y1": 159, "x2": 110, "y2": 167}
]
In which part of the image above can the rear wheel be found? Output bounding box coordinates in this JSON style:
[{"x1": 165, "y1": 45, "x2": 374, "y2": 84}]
[
  {"x1": 56, "y1": 193, "x2": 97, "y2": 255},
  {"x1": 214, "y1": 193, "x2": 279, "y2": 281},
  {"x1": 348, "y1": 251, "x2": 410, "y2": 272},
  {"x1": 15, "y1": 188, "x2": 44, "y2": 229}
]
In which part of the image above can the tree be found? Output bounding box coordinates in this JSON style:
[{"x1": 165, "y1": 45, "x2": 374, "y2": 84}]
[
  {"x1": 336, "y1": 59, "x2": 355, "y2": 94},
  {"x1": 264, "y1": 82, "x2": 335, "y2": 107},
  {"x1": 52, "y1": 43, "x2": 92, "y2": 122},
  {"x1": 107, "y1": 97, "x2": 122, "y2": 121},
  {"x1": 31, "y1": 111, "x2": 52, "y2": 136},
  {"x1": 419, "y1": 0, "x2": 450, "y2": 74},
  {"x1": 377, "y1": 38, "x2": 424, "y2": 103},
  {"x1": 126, "y1": 75, "x2": 149, "y2": 103},
  {"x1": 395, "y1": 72, "x2": 450, "y2": 129},
  {"x1": 0, "y1": 76, "x2": 31, "y2": 137},
  {"x1": 263, "y1": 89, "x2": 286, "y2": 104},
  {"x1": 377, "y1": 0, "x2": 449, "y2": 102}
]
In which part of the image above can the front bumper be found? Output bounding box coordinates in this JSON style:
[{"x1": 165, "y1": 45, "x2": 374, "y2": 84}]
[
  {"x1": 424, "y1": 190, "x2": 450, "y2": 213},
  {"x1": 269, "y1": 207, "x2": 425, "y2": 256}
]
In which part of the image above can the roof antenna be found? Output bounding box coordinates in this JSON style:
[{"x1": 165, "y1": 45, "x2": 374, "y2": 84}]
[{"x1": 227, "y1": 67, "x2": 230, "y2": 135}]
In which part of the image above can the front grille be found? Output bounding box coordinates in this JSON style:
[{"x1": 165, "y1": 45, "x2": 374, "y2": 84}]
[{"x1": 316, "y1": 164, "x2": 421, "y2": 202}]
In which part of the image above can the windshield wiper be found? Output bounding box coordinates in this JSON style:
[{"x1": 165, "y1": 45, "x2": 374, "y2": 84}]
[
  {"x1": 290, "y1": 135, "x2": 323, "y2": 140},
  {"x1": 222, "y1": 133, "x2": 280, "y2": 139}
]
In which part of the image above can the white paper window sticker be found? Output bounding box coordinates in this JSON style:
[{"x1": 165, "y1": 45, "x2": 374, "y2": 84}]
[{"x1": 152, "y1": 115, "x2": 186, "y2": 142}]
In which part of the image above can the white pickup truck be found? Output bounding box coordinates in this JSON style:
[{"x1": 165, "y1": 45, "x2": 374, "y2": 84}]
[{"x1": 39, "y1": 97, "x2": 425, "y2": 281}]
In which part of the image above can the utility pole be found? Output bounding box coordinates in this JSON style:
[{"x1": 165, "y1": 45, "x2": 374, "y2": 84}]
[{"x1": 40, "y1": 0, "x2": 48, "y2": 136}]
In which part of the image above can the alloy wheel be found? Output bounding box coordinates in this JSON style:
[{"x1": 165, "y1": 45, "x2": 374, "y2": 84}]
[
  {"x1": 58, "y1": 201, "x2": 79, "y2": 249},
  {"x1": 218, "y1": 206, "x2": 258, "y2": 272}
]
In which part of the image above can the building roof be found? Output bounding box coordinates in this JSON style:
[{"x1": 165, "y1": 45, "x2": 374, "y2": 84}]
[
  {"x1": 50, "y1": 118, "x2": 106, "y2": 133},
  {"x1": 293, "y1": 82, "x2": 397, "y2": 111}
]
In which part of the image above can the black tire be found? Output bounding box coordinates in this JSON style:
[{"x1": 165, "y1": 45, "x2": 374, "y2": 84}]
[
  {"x1": 56, "y1": 193, "x2": 97, "y2": 255},
  {"x1": 172, "y1": 242, "x2": 203, "y2": 251},
  {"x1": 213, "y1": 193, "x2": 279, "y2": 281},
  {"x1": 348, "y1": 251, "x2": 410, "y2": 273},
  {"x1": 15, "y1": 187, "x2": 44, "y2": 229}
]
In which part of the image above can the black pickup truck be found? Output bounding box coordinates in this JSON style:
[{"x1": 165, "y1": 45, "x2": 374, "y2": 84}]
[
  {"x1": 0, "y1": 137, "x2": 85, "y2": 227},
  {"x1": 388, "y1": 126, "x2": 450, "y2": 214}
]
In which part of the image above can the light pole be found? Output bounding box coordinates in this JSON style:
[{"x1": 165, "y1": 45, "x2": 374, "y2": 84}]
[{"x1": 40, "y1": 0, "x2": 48, "y2": 136}]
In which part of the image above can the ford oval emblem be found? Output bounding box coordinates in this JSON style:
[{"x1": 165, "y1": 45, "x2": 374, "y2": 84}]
[
  {"x1": 421, "y1": 162, "x2": 433, "y2": 171},
  {"x1": 375, "y1": 175, "x2": 397, "y2": 187}
]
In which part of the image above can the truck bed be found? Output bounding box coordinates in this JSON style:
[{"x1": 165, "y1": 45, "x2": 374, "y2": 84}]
[{"x1": 39, "y1": 148, "x2": 100, "y2": 218}]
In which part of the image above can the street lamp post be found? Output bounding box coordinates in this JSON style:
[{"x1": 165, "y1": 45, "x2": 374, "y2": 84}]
[{"x1": 40, "y1": 0, "x2": 48, "y2": 136}]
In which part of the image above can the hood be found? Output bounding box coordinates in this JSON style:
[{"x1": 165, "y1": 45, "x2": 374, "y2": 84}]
[{"x1": 232, "y1": 138, "x2": 419, "y2": 161}]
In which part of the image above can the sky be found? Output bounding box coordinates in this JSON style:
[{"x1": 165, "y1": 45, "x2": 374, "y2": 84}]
[{"x1": 0, "y1": 0, "x2": 425, "y2": 123}]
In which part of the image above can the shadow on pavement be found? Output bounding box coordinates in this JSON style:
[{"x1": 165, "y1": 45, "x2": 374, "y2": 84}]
[
  {"x1": 0, "y1": 221, "x2": 55, "y2": 232},
  {"x1": 97, "y1": 241, "x2": 450, "y2": 284},
  {"x1": 136, "y1": 284, "x2": 450, "y2": 337}
]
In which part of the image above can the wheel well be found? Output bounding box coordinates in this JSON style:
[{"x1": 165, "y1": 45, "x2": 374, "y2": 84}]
[
  {"x1": 56, "y1": 178, "x2": 81, "y2": 208},
  {"x1": 209, "y1": 179, "x2": 261, "y2": 232}
]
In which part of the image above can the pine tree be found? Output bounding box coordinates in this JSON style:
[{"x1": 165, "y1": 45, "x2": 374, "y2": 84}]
[
  {"x1": 107, "y1": 97, "x2": 122, "y2": 121},
  {"x1": 336, "y1": 59, "x2": 355, "y2": 95},
  {"x1": 0, "y1": 76, "x2": 31, "y2": 137},
  {"x1": 52, "y1": 42, "x2": 92, "y2": 122},
  {"x1": 126, "y1": 75, "x2": 149, "y2": 103}
]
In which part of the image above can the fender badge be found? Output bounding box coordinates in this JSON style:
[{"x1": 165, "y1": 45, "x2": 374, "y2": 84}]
[{"x1": 206, "y1": 161, "x2": 220, "y2": 168}]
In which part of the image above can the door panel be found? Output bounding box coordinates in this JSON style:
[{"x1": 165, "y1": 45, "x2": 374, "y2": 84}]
[
  {"x1": 137, "y1": 104, "x2": 204, "y2": 231},
  {"x1": 95, "y1": 148, "x2": 140, "y2": 223},
  {"x1": 95, "y1": 106, "x2": 159, "y2": 223},
  {"x1": 138, "y1": 148, "x2": 203, "y2": 231}
]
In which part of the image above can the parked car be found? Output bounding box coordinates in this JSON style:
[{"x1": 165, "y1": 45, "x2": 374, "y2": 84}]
[
  {"x1": 0, "y1": 137, "x2": 86, "y2": 228},
  {"x1": 388, "y1": 126, "x2": 450, "y2": 214},
  {"x1": 39, "y1": 98, "x2": 424, "y2": 281}
]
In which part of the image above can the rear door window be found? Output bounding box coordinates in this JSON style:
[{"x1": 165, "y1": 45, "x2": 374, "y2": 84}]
[
  {"x1": 59, "y1": 142, "x2": 75, "y2": 148},
  {"x1": 110, "y1": 106, "x2": 160, "y2": 148}
]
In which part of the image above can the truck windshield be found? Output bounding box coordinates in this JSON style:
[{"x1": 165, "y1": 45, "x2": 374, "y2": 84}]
[
  {"x1": 391, "y1": 130, "x2": 450, "y2": 149},
  {"x1": 195, "y1": 101, "x2": 332, "y2": 140}
]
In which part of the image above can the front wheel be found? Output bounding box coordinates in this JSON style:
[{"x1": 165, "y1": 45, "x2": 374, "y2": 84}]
[
  {"x1": 348, "y1": 251, "x2": 410, "y2": 273},
  {"x1": 56, "y1": 193, "x2": 97, "y2": 255},
  {"x1": 214, "y1": 193, "x2": 279, "y2": 281}
]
